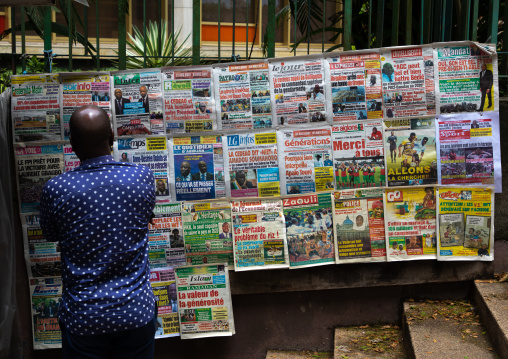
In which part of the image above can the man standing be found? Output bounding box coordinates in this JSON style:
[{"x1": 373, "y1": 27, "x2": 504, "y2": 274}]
[
  {"x1": 139, "y1": 85, "x2": 150, "y2": 113},
  {"x1": 192, "y1": 161, "x2": 214, "y2": 181},
  {"x1": 176, "y1": 161, "x2": 192, "y2": 181},
  {"x1": 387, "y1": 131, "x2": 397, "y2": 163},
  {"x1": 40, "y1": 105, "x2": 156, "y2": 358},
  {"x1": 114, "y1": 89, "x2": 130, "y2": 115},
  {"x1": 479, "y1": 63, "x2": 493, "y2": 111}
]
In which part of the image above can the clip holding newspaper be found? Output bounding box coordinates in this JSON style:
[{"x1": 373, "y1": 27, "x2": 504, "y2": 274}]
[
  {"x1": 231, "y1": 199, "x2": 289, "y2": 271},
  {"x1": 175, "y1": 264, "x2": 235, "y2": 339},
  {"x1": 437, "y1": 187, "x2": 494, "y2": 261}
]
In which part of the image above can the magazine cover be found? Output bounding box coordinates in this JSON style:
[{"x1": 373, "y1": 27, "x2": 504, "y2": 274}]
[
  {"x1": 175, "y1": 264, "x2": 235, "y2": 339},
  {"x1": 384, "y1": 187, "x2": 438, "y2": 261},
  {"x1": 150, "y1": 267, "x2": 180, "y2": 338},
  {"x1": 30, "y1": 278, "x2": 63, "y2": 349},
  {"x1": 437, "y1": 187, "x2": 494, "y2": 261},
  {"x1": 333, "y1": 188, "x2": 386, "y2": 263},
  {"x1": 231, "y1": 199, "x2": 288, "y2": 271},
  {"x1": 283, "y1": 193, "x2": 335, "y2": 268},
  {"x1": 383, "y1": 118, "x2": 438, "y2": 186}
]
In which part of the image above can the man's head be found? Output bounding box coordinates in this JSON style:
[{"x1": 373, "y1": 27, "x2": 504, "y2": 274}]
[
  {"x1": 409, "y1": 132, "x2": 416, "y2": 141},
  {"x1": 69, "y1": 105, "x2": 113, "y2": 161},
  {"x1": 356, "y1": 215, "x2": 364, "y2": 227},
  {"x1": 392, "y1": 242, "x2": 398, "y2": 249},
  {"x1": 114, "y1": 89, "x2": 123, "y2": 100},
  {"x1": 222, "y1": 222, "x2": 229, "y2": 233},
  {"x1": 180, "y1": 161, "x2": 191, "y2": 177},
  {"x1": 391, "y1": 131, "x2": 395, "y2": 136},
  {"x1": 383, "y1": 63, "x2": 394, "y2": 76},
  {"x1": 422, "y1": 137, "x2": 428, "y2": 145},
  {"x1": 235, "y1": 171, "x2": 246, "y2": 186},
  {"x1": 157, "y1": 180, "x2": 166, "y2": 192},
  {"x1": 199, "y1": 102, "x2": 207, "y2": 113},
  {"x1": 172, "y1": 228, "x2": 179, "y2": 236},
  {"x1": 481, "y1": 63, "x2": 487, "y2": 71},
  {"x1": 198, "y1": 161, "x2": 208, "y2": 173},
  {"x1": 372, "y1": 127, "x2": 378, "y2": 133},
  {"x1": 139, "y1": 86, "x2": 148, "y2": 98},
  {"x1": 372, "y1": 201, "x2": 383, "y2": 217}
]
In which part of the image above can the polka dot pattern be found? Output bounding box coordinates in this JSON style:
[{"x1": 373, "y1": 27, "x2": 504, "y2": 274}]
[{"x1": 40, "y1": 155, "x2": 156, "y2": 335}]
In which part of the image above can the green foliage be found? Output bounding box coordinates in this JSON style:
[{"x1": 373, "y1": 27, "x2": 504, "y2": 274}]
[
  {"x1": 115, "y1": 20, "x2": 193, "y2": 69},
  {"x1": 0, "y1": 68, "x2": 12, "y2": 93},
  {"x1": 26, "y1": 55, "x2": 45, "y2": 73}
]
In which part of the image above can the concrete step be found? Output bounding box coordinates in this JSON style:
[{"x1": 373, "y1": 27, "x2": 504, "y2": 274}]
[
  {"x1": 473, "y1": 280, "x2": 508, "y2": 356},
  {"x1": 334, "y1": 325, "x2": 406, "y2": 358},
  {"x1": 402, "y1": 299, "x2": 497, "y2": 359},
  {"x1": 266, "y1": 350, "x2": 333, "y2": 359}
]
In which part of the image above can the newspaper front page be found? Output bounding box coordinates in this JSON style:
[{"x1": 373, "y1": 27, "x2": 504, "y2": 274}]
[
  {"x1": 63, "y1": 144, "x2": 80, "y2": 172},
  {"x1": 30, "y1": 278, "x2": 62, "y2": 349},
  {"x1": 333, "y1": 189, "x2": 386, "y2": 263},
  {"x1": 283, "y1": 193, "x2": 335, "y2": 268},
  {"x1": 436, "y1": 112, "x2": 500, "y2": 192},
  {"x1": 231, "y1": 199, "x2": 288, "y2": 271},
  {"x1": 225, "y1": 132, "x2": 280, "y2": 198},
  {"x1": 182, "y1": 201, "x2": 234, "y2": 266},
  {"x1": 383, "y1": 118, "x2": 438, "y2": 187},
  {"x1": 270, "y1": 56, "x2": 327, "y2": 126},
  {"x1": 162, "y1": 66, "x2": 216, "y2": 133},
  {"x1": 169, "y1": 135, "x2": 226, "y2": 201},
  {"x1": 175, "y1": 264, "x2": 235, "y2": 339},
  {"x1": 150, "y1": 267, "x2": 180, "y2": 338},
  {"x1": 325, "y1": 52, "x2": 382, "y2": 122},
  {"x1": 278, "y1": 127, "x2": 334, "y2": 195},
  {"x1": 381, "y1": 46, "x2": 436, "y2": 118},
  {"x1": 437, "y1": 187, "x2": 494, "y2": 261},
  {"x1": 11, "y1": 74, "x2": 61, "y2": 142},
  {"x1": 214, "y1": 61, "x2": 272, "y2": 130},
  {"x1": 332, "y1": 122, "x2": 385, "y2": 190},
  {"x1": 112, "y1": 70, "x2": 164, "y2": 136},
  {"x1": 384, "y1": 187, "x2": 438, "y2": 261}
]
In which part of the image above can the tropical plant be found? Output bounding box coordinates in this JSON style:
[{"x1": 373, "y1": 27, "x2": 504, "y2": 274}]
[
  {"x1": 26, "y1": 55, "x2": 45, "y2": 73},
  {"x1": 115, "y1": 20, "x2": 193, "y2": 69},
  {"x1": 0, "y1": 68, "x2": 12, "y2": 93}
]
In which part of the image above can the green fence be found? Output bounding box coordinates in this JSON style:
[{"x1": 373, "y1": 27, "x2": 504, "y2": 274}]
[{"x1": 7, "y1": 0, "x2": 508, "y2": 77}]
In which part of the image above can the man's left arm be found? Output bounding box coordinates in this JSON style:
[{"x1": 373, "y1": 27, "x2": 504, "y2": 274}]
[{"x1": 40, "y1": 185, "x2": 58, "y2": 242}]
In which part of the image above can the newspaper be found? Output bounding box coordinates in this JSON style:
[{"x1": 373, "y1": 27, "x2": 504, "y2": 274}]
[
  {"x1": 214, "y1": 61, "x2": 272, "y2": 130},
  {"x1": 150, "y1": 267, "x2": 180, "y2": 338},
  {"x1": 15, "y1": 144, "x2": 64, "y2": 213},
  {"x1": 325, "y1": 52, "x2": 383, "y2": 122},
  {"x1": 437, "y1": 187, "x2": 494, "y2": 261},
  {"x1": 175, "y1": 264, "x2": 235, "y2": 339},
  {"x1": 333, "y1": 189, "x2": 386, "y2": 263},
  {"x1": 169, "y1": 135, "x2": 226, "y2": 201},
  {"x1": 30, "y1": 277, "x2": 63, "y2": 349},
  {"x1": 113, "y1": 136, "x2": 171, "y2": 203},
  {"x1": 162, "y1": 66, "x2": 216, "y2": 133},
  {"x1": 11, "y1": 74, "x2": 61, "y2": 142},
  {"x1": 225, "y1": 132, "x2": 280, "y2": 198},
  {"x1": 332, "y1": 122, "x2": 385, "y2": 190},
  {"x1": 112, "y1": 69, "x2": 164, "y2": 136},
  {"x1": 22, "y1": 213, "x2": 61, "y2": 278},
  {"x1": 278, "y1": 127, "x2": 334, "y2": 195},
  {"x1": 283, "y1": 193, "x2": 335, "y2": 268},
  {"x1": 231, "y1": 199, "x2": 288, "y2": 271},
  {"x1": 436, "y1": 112, "x2": 501, "y2": 192},
  {"x1": 60, "y1": 72, "x2": 111, "y2": 140},
  {"x1": 381, "y1": 46, "x2": 436, "y2": 118},
  {"x1": 434, "y1": 43, "x2": 498, "y2": 114},
  {"x1": 149, "y1": 203, "x2": 186, "y2": 268},
  {"x1": 63, "y1": 144, "x2": 81, "y2": 172},
  {"x1": 384, "y1": 187, "x2": 438, "y2": 261},
  {"x1": 269, "y1": 56, "x2": 327, "y2": 126},
  {"x1": 383, "y1": 118, "x2": 438, "y2": 186},
  {"x1": 182, "y1": 201, "x2": 234, "y2": 266}
]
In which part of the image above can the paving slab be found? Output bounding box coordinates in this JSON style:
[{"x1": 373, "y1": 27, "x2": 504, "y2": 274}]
[
  {"x1": 403, "y1": 300, "x2": 498, "y2": 359},
  {"x1": 266, "y1": 350, "x2": 333, "y2": 359},
  {"x1": 334, "y1": 325, "x2": 406, "y2": 358}
]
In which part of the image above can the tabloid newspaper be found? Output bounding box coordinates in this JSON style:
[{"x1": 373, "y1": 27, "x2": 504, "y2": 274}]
[
  {"x1": 162, "y1": 66, "x2": 216, "y2": 133},
  {"x1": 15, "y1": 144, "x2": 64, "y2": 214},
  {"x1": 182, "y1": 201, "x2": 234, "y2": 266},
  {"x1": 278, "y1": 127, "x2": 334, "y2": 195},
  {"x1": 113, "y1": 136, "x2": 171, "y2": 203},
  {"x1": 150, "y1": 267, "x2": 180, "y2": 338},
  {"x1": 434, "y1": 43, "x2": 498, "y2": 114},
  {"x1": 381, "y1": 46, "x2": 436, "y2": 118},
  {"x1": 63, "y1": 144, "x2": 81, "y2": 172},
  {"x1": 225, "y1": 132, "x2": 280, "y2": 198},
  {"x1": 325, "y1": 51, "x2": 383, "y2": 122},
  {"x1": 11, "y1": 74, "x2": 61, "y2": 142},
  {"x1": 231, "y1": 199, "x2": 288, "y2": 271},
  {"x1": 214, "y1": 61, "x2": 272, "y2": 130},
  {"x1": 60, "y1": 72, "x2": 111, "y2": 140},
  {"x1": 383, "y1": 118, "x2": 438, "y2": 187},
  {"x1": 175, "y1": 264, "x2": 235, "y2": 339},
  {"x1": 149, "y1": 203, "x2": 186, "y2": 268},
  {"x1": 169, "y1": 135, "x2": 226, "y2": 201},
  {"x1": 112, "y1": 69, "x2": 164, "y2": 136},
  {"x1": 283, "y1": 193, "x2": 335, "y2": 268},
  {"x1": 436, "y1": 112, "x2": 501, "y2": 192},
  {"x1": 437, "y1": 187, "x2": 494, "y2": 261},
  {"x1": 333, "y1": 189, "x2": 386, "y2": 263},
  {"x1": 30, "y1": 277, "x2": 63, "y2": 349},
  {"x1": 332, "y1": 122, "x2": 385, "y2": 190},
  {"x1": 269, "y1": 56, "x2": 327, "y2": 126},
  {"x1": 384, "y1": 187, "x2": 438, "y2": 261},
  {"x1": 22, "y1": 213, "x2": 61, "y2": 278}
]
